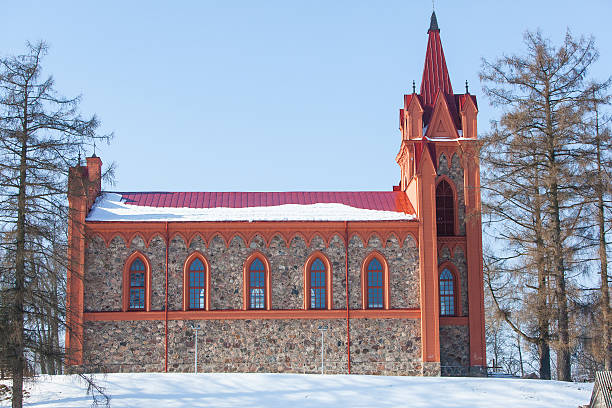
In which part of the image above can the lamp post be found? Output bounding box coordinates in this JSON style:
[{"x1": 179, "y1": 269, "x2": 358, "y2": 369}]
[
  {"x1": 318, "y1": 325, "x2": 328, "y2": 375},
  {"x1": 190, "y1": 324, "x2": 200, "y2": 373}
]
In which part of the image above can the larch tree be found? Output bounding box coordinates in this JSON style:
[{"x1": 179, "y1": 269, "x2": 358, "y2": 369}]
[
  {"x1": 576, "y1": 89, "x2": 611, "y2": 371},
  {"x1": 480, "y1": 31, "x2": 606, "y2": 381},
  {"x1": 0, "y1": 41, "x2": 111, "y2": 408}
]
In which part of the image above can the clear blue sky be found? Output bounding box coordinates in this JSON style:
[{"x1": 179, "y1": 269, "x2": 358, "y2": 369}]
[{"x1": 2, "y1": 1, "x2": 611, "y2": 192}]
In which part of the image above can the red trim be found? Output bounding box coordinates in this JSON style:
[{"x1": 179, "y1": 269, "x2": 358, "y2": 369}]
[
  {"x1": 360, "y1": 252, "x2": 390, "y2": 310},
  {"x1": 85, "y1": 221, "x2": 419, "y2": 251},
  {"x1": 344, "y1": 221, "x2": 351, "y2": 374},
  {"x1": 303, "y1": 252, "x2": 333, "y2": 310},
  {"x1": 183, "y1": 252, "x2": 211, "y2": 311},
  {"x1": 440, "y1": 316, "x2": 468, "y2": 325},
  {"x1": 83, "y1": 308, "x2": 422, "y2": 321},
  {"x1": 243, "y1": 252, "x2": 271, "y2": 310},
  {"x1": 164, "y1": 221, "x2": 168, "y2": 373},
  {"x1": 438, "y1": 261, "x2": 461, "y2": 317},
  {"x1": 122, "y1": 252, "x2": 152, "y2": 312}
]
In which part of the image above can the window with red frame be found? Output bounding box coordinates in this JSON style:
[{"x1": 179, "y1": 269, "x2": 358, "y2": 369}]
[
  {"x1": 367, "y1": 258, "x2": 383, "y2": 309},
  {"x1": 249, "y1": 258, "x2": 266, "y2": 309},
  {"x1": 310, "y1": 258, "x2": 326, "y2": 309},
  {"x1": 440, "y1": 268, "x2": 455, "y2": 316},
  {"x1": 436, "y1": 180, "x2": 455, "y2": 236},
  {"x1": 188, "y1": 258, "x2": 206, "y2": 310},
  {"x1": 129, "y1": 258, "x2": 146, "y2": 310}
]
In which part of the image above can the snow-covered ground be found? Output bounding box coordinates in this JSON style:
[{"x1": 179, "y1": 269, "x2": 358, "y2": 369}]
[{"x1": 3, "y1": 373, "x2": 593, "y2": 408}]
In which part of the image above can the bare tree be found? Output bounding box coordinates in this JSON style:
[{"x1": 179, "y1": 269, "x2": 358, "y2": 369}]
[
  {"x1": 481, "y1": 30, "x2": 607, "y2": 381},
  {"x1": 0, "y1": 41, "x2": 111, "y2": 407}
]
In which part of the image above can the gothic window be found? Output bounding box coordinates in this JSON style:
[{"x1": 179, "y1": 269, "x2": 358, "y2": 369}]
[
  {"x1": 129, "y1": 258, "x2": 146, "y2": 310},
  {"x1": 440, "y1": 268, "x2": 456, "y2": 316},
  {"x1": 248, "y1": 258, "x2": 266, "y2": 309},
  {"x1": 366, "y1": 258, "x2": 384, "y2": 309},
  {"x1": 188, "y1": 258, "x2": 206, "y2": 310},
  {"x1": 309, "y1": 258, "x2": 327, "y2": 309},
  {"x1": 436, "y1": 180, "x2": 455, "y2": 236}
]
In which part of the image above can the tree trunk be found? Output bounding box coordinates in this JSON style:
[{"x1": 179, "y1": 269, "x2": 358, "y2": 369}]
[
  {"x1": 533, "y1": 162, "x2": 552, "y2": 379},
  {"x1": 594, "y1": 105, "x2": 611, "y2": 371},
  {"x1": 12, "y1": 125, "x2": 28, "y2": 408}
]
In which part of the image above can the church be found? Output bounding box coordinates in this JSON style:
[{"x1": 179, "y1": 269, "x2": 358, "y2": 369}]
[{"x1": 65, "y1": 12, "x2": 485, "y2": 376}]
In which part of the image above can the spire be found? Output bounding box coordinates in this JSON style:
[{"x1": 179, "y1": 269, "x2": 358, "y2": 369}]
[
  {"x1": 428, "y1": 11, "x2": 439, "y2": 32},
  {"x1": 420, "y1": 12, "x2": 453, "y2": 106}
]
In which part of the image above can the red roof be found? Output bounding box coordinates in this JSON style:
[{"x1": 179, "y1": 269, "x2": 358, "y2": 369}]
[
  {"x1": 420, "y1": 29, "x2": 453, "y2": 107},
  {"x1": 116, "y1": 191, "x2": 415, "y2": 215}
]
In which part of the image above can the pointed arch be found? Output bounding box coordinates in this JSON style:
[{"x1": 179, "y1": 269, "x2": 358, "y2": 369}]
[
  {"x1": 247, "y1": 234, "x2": 266, "y2": 249},
  {"x1": 289, "y1": 233, "x2": 308, "y2": 249},
  {"x1": 268, "y1": 233, "x2": 288, "y2": 249},
  {"x1": 366, "y1": 232, "x2": 383, "y2": 248},
  {"x1": 147, "y1": 233, "x2": 165, "y2": 248},
  {"x1": 243, "y1": 251, "x2": 271, "y2": 311},
  {"x1": 439, "y1": 262, "x2": 461, "y2": 316},
  {"x1": 361, "y1": 252, "x2": 390, "y2": 310},
  {"x1": 169, "y1": 231, "x2": 188, "y2": 248},
  {"x1": 308, "y1": 233, "x2": 327, "y2": 248},
  {"x1": 127, "y1": 232, "x2": 146, "y2": 249},
  {"x1": 122, "y1": 251, "x2": 152, "y2": 312},
  {"x1": 187, "y1": 233, "x2": 206, "y2": 250},
  {"x1": 109, "y1": 233, "x2": 127, "y2": 248},
  {"x1": 228, "y1": 233, "x2": 247, "y2": 248},
  {"x1": 383, "y1": 232, "x2": 400, "y2": 249},
  {"x1": 183, "y1": 251, "x2": 211, "y2": 311},
  {"x1": 208, "y1": 233, "x2": 227, "y2": 249},
  {"x1": 303, "y1": 251, "x2": 333, "y2": 310},
  {"x1": 436, "y1": 176, "x2": 458, "y2": 236}
]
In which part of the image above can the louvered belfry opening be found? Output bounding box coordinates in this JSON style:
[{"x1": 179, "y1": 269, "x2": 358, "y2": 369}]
[{"x1": 436, "y1": 180, "x2": 454, "y2": 236}]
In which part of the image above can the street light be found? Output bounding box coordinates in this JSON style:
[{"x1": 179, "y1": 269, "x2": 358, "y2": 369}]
[
  {"x1": 318, "y1": 325, "x2": 328, "y2": 375},
  {"x1": 190, "y1": 324, "x2": 200, "y2": 373}
]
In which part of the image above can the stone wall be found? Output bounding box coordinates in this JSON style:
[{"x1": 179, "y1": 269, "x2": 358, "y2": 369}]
[
  {"x1": 80, "y1": 318, "x2": 422, "y2": 376},
  {"x1": 440, "y1": 325, "x2": 470, "y2": 376},
  {"x1": 79, "y1": 227, "x2": 429, "y2": 375},
  {"x1": 81, "y1": 320, "x2": 165, "y2": 373},
  {"x1": 84, "y1": 231, "x2": 419, "y2": 313}
]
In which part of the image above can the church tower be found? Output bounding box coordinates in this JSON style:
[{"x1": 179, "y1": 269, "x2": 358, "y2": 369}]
[{"x1": 396, "y1": 11, "x2": 485, "y2": 375}]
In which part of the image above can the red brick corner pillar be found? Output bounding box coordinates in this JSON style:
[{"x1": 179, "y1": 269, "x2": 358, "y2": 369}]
[
  {"x1": 65, "y1": 166, "x2": 87, "y2": 366},
  {"x1": 417, "y1": 150, "x2": 441, "y2": 375},
  {"x1": 463, "y1": 144, "x2": 486, "y2": 372}
]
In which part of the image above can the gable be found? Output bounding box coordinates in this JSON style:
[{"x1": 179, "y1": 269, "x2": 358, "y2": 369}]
[{"x1": 425, "y1": 91, "x2": 459, "y2": 139}]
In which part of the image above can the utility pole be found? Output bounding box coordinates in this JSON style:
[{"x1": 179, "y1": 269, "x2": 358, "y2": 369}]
[
  {"x1": 190, "y1": 324, "x2": 200, "y2": 373},
  {"x1": 318, "y1": 325, "x2": 328, "y2": 374}
]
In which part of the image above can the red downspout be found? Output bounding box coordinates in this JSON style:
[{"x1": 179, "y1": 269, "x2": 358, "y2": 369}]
[
  {"x1": 164, "y1": 221, "x2": 169, "y2": 372},
  {"x1": 345, "y1": 221, "x2": 351, "y2": 374}
]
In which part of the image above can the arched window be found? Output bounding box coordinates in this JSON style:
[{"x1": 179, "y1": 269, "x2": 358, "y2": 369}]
[
  {"x1": 129, "y1": 258, "x2": 146, "y2": 310},
  {"x1": 366, "y1": 258, "x2": 384, "y2": 309},
  {"x1": 248, "y1": 258, "x2": 266, "y2": 309},
  {"x1": 436, "y1": 180, "x2": 455, "y2": 236},
  {"x1": 439, "y1": 268, "x2": 456, "y2": 316},
  {"x1": 188, "y1": 258, "x2": 206, "y2": 310},
  {"x1": 309, "y1": 258, "x2": 326, "y2": 309}
]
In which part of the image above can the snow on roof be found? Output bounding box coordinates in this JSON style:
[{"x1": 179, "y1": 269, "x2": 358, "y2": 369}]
[{"x1": 87, "y1": 192, "x2": 416, "y2": 222}]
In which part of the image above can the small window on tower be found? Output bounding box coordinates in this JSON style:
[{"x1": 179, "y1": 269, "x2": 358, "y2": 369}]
[{"x1": 440, "y1": 268, "x2": 455, "y2": 316}]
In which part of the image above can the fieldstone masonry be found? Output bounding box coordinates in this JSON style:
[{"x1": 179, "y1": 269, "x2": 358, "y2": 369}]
[{"x1": 80, "y1": 228, "x2": 471, "y2": 376}]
